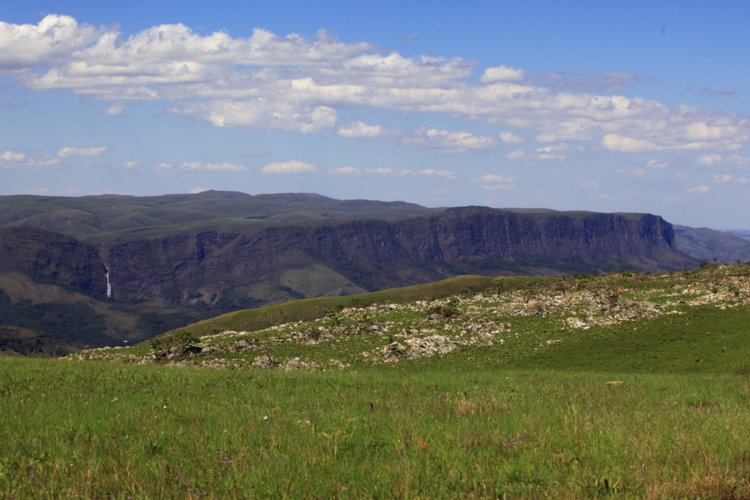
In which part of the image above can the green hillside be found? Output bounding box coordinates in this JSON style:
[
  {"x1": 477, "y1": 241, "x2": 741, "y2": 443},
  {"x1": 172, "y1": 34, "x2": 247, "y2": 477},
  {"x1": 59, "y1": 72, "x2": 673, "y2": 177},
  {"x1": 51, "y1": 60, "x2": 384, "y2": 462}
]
[
  {"x1": 0, "y1": 191, "x2": 434, "y2": 240},
  {"x1": 1, "y1": 263, "x2": 748, "y2": 497},
  {"x1": 76, "y1": 262, "x2": 750, "y2": 374}
]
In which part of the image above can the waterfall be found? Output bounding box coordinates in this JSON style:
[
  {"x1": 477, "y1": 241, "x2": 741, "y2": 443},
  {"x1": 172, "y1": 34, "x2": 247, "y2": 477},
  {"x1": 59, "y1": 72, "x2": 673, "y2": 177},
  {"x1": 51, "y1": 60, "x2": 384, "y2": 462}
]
[{"x1": 105, "y1": 270, "x2": 112, "y2": 298}]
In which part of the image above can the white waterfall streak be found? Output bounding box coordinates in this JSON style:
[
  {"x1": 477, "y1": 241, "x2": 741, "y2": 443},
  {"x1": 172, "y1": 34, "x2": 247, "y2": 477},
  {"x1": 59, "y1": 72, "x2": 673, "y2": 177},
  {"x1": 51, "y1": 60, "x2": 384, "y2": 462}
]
[{"x1": 106, "y1": 271, "x2": 112, "y2": 298}]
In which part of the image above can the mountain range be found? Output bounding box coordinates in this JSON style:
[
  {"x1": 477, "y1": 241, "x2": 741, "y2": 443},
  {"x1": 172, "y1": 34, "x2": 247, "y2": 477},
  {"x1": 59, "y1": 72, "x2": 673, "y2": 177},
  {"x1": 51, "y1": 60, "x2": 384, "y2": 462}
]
[{"x1": 1, "y1": 190, "x2": 748, "y2": 355}]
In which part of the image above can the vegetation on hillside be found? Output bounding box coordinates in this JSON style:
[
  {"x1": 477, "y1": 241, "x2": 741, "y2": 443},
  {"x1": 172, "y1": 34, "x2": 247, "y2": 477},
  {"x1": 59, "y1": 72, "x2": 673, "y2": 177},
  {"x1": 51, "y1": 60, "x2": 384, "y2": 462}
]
[
  {"x1": 1, "y1": 263, "x2": 748, "y2": 496},
  {"x1": 74, "y1": 263, "x2": 750, "y2": 374}
]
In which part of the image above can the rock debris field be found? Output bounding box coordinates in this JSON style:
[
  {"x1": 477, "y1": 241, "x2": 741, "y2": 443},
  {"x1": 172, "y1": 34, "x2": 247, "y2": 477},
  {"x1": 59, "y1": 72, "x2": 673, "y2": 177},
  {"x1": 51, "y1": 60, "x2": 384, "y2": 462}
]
[{"x1": 69, "y1": 264, "x2": 750, "y2": 370}]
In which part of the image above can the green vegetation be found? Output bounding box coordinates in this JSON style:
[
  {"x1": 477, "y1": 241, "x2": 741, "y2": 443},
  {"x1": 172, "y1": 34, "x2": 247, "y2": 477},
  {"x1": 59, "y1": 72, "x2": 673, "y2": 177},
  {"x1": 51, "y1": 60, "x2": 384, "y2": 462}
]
[
  {"x1": 0, "y1": 191, "x2": 435, "y2": 241},
  {"x1": 1, "y1": 263, "x2": 749, "y2": 496},
  {"x1": 164, "y1": 273, "x2": 517, "y2": 338},
  {"x1": 2, "y1": 359, "x2": 749, "y2": 497}
]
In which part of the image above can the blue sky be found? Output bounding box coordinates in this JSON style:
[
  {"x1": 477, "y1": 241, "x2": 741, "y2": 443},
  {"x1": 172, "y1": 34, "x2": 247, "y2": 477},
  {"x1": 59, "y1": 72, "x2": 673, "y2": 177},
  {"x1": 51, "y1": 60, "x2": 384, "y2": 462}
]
[{"x1": 1, "y1": 1, "x2": 749, "y2": 228}]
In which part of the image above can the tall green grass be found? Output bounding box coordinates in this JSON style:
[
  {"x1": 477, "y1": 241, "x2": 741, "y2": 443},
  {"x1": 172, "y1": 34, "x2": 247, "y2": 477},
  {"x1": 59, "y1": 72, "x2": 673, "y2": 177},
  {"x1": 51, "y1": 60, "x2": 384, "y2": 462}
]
[{"x1": 1, "y1": 357, "x2": 749, "y2": 497}]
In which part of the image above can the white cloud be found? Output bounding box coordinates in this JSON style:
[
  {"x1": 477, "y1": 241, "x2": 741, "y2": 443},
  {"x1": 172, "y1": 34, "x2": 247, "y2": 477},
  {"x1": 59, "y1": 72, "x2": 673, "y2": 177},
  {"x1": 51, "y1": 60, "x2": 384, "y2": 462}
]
[
  {"x1": 404, "y1": 128, "x2": 494, "y2": 152},
  {"x1": 712, "y1": 174, "x2": 749, "y2": 185},
  {"x1": 0, "y1": 15, "x2": 100, "y2": 69},
  {"x1": 695, "y1": 153, "x2": 749, "y2": 167},
  {"x1": 337, "y1": 121, "x2": 383, "y2": 138},
  {"x1": 499, "y1": 131, "x2": 524, "y2": 144},
  {"x1": 57, "y1": 146, "x2": 107, "y2": 157},
  {"x1": 417, "y1": 168, "x2": 457, "y2": 179},
  {"x1": 687, "y1": 185, "x2": 711, "y2": 193},
  {"x1": 506, "y1": 143, "x2": 569, "y2": 161},
  {"x1": 0, "y1": 15, "x2": 748, "y2": 154},
  {"x1": 261, "y1": 160, "x2": 316, "y2": 174},
  {"x1": 696, "y1": 154, "x2": 722, "y2": 166},
  {"x1": 334, "y1": 166, "x2": 363, "y2": 175},
  {"x1": 713, "y1": 174, "x2": 733, "y2": 184},
  {"x1": 646, "y1": 159, "x2": 669, "y2": 169},
  {"x1": 174, "y1": 101, "x2": 337, "y2": 133},
  {"x1": 480, "y1": 65, "x2": 525, "y2": 83},
  {"x1": 0, "y1": 150, "x2": 26, "y2": 162},
  {"x1": 481, "y1": 174, "x2": 514, "y2": 183},
  {"x1": 188, "y1": 186, "x2": 209, "y2": 193},
  {"x1": 104, "y1": 103, "x2": 126, "y2": 116},
  {"x1": 0, "y1": 151, "x2": 59, "y2": 169},
  {"x1": 602, "y1": 134, "x2": 657, "y2": 153}
]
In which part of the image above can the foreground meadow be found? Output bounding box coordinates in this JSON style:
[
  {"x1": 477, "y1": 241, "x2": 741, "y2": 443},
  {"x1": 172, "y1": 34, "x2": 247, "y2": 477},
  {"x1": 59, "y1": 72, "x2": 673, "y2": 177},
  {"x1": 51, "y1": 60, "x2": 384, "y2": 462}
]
[
  {"x1": 2, "y1": 358, "x2": 750, "y2": 497},
  {"x1": 2, "y1": 264, "x2": 749, "y2": 497}
]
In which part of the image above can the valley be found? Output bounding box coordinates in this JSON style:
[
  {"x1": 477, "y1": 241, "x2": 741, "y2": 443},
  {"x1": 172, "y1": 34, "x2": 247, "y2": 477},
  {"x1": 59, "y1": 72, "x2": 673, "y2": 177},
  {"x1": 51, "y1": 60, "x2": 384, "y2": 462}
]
[
  {"x1": 1, "y1": 262, "x2": 748, "y2": 497},
  {"x1": 5, "y1": 191, "x2": 742, "y2": 354}
]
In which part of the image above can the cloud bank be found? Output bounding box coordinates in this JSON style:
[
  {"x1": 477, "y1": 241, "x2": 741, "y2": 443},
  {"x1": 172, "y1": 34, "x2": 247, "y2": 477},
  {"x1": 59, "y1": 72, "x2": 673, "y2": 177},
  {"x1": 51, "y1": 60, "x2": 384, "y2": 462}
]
[{"x1": 1, "y1": 14, "x2": 748, "y2": 155}]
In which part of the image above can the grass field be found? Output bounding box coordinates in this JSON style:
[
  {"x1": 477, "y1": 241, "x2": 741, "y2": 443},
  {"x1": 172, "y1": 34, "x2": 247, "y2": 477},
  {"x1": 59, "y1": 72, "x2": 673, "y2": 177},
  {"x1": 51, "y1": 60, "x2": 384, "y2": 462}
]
[
  {"x1": 2, "y1": 359, "x2": 749, "y2": 497},
  {"x1": 1, "y1": 264, "x2": 749, "y2": 497}
]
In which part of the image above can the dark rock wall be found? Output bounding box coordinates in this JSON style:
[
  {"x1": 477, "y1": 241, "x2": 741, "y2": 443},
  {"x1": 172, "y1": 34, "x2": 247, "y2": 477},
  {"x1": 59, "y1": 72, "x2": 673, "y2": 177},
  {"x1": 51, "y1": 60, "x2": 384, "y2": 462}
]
[
  {"x1": 99, "y1": 209, "x2": 695, "y2": 303},
  {"x1": 0, "y1": 227, "x2": 107, "y2": 295}
]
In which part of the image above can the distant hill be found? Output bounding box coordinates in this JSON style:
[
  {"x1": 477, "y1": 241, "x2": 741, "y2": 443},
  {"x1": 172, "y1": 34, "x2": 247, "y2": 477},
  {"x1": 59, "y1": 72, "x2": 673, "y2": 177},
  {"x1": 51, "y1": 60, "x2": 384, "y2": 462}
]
[
  {"x1": 0, "y1": 191, "x2": 702, "y2": 352},
  {"x1": 730, "y1": 229, "x2": 750, "y2": 242},
  {"x1": 673, "y1": 225, "x2": 750, "y2": 263},
  {"x1": 0, "y1": 191, "x2": 434, "y2": 239}
]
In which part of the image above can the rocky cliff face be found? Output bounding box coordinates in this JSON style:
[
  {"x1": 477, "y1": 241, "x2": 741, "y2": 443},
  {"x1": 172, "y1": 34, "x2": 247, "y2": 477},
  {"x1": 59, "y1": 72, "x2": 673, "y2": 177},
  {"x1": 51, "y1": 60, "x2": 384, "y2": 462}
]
[
  {"x1": 0, "y1": 203, "x2": 699, "y2": 349},
  {"x1": 0, "y1": 227, "x2": 107, "y2": 295},
  {"x1": 99, "y1": 208, "x2": 695, "y2": 307}
]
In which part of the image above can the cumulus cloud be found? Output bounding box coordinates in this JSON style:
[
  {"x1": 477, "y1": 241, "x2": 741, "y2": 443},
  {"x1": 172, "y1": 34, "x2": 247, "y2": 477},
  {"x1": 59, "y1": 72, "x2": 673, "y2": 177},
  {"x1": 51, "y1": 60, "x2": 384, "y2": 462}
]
[
  {"x1": 499, "y1": 131, "x2": 524, "y2": 144},
  {"x1": 602, "y1": 134, "x2": 657, "y2": 153},
  {"x1": 713, "y1": 174, "x2": 733, "y2": 184},
  {"x1": 57, "y1": 146, "x2": 107, "y2": 157},
  {"x1": 261, "y1": 160, "x2": 316, "y2": 174},
  {"x1": 687, "y1": 185, "x2": 711, "y2": 193},
  {"x1": 416, "y1": 168, "x2": 457, "y2": 179},
  {"x1": 696, "y1": 153, "x2": 722, "y2": 166},
  {"x1": 337, "y1": 121, "x2": 383, "y2": 138},
  {"x1": 480, "y1": 65, "x2": 524, "y2": 83},
  {"x1": 1, "y1": 14, "x2": 748, "y2": 153},
  {"x1": 104, "y1": 103, "x2": 126, "y2": 116},
  {"x1": 506, "y1": 143, "x2": 569, "y2": 161},
  {"x1": 0, "y1": 150, "x2": 26, "y2": 162},
  {"x1": 174, "y1": 101, "x2": 337, "y2": 133},
  {"x1": 404, "y1": 128, "x2": 494, "y2": 152},
  {"x1": 0, "y1": 150, "x2": 59, "y2": 169},
  {"x1": 0, "y1": 15, "x2": 100, "y2": 69},
  {"x1": 646, "y1": 159, "x2": 669, "y2": 169}
]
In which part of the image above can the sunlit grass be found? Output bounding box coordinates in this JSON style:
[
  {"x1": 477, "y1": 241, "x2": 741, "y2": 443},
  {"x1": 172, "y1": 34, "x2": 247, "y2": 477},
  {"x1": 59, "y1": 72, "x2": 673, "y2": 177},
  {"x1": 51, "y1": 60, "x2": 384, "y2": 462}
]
[{"x1": 1, "y1": 357, "x2": 749, "y2": 497}]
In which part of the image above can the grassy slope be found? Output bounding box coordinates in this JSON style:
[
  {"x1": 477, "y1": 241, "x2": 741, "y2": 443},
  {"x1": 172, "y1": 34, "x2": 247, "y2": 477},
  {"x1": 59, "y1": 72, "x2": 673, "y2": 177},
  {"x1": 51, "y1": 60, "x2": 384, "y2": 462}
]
[
  {"x1": 1, "y1": 264, "x2": 749, "y2": 497},
  {"x1": 165, "y1": 274, "x2": 518, "y2": 338}
]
